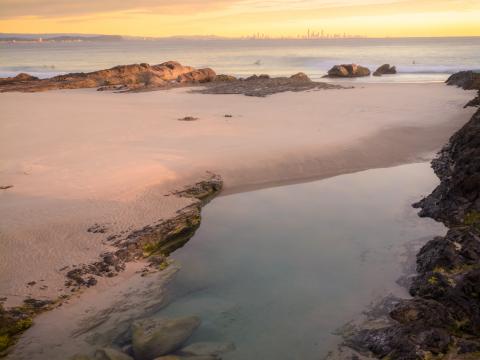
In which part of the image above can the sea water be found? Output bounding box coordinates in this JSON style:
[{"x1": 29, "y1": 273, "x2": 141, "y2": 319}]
[
  {"x1": 151, "y1": 163, "x2": 445, "y2": 360},
  {"x1": 1, "y1": 37, "x2": 479, "y2": 82}
]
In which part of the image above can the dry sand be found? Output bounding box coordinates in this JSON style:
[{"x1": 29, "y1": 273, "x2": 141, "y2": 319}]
[{"x1": 0, "y1": 83, "x2": 476, "y2": 308}]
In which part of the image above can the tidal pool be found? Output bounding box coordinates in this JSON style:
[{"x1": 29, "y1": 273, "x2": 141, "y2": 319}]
[{"x1": 155, "y1": 163, "x2": 445, "y2": 360}]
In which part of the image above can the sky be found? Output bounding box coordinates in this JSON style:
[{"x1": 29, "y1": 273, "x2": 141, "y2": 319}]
[{"x1": 0, "y1": 0, "x2": 479, "y2": 38}]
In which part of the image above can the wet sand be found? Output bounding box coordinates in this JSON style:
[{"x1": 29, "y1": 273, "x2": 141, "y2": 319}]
[{"x1": 0, "y1": 83, "x2": 476, "y2": 308}]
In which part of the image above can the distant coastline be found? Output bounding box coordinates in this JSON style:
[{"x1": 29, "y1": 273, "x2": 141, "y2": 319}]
[{"x1": 1, "y1": 33, "x2": 480, "y2": 44}]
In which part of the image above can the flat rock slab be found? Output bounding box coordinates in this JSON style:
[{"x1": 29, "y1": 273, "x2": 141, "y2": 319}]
[{"x1": 194, "y1": 76, "x2": 343, "y2": 97}]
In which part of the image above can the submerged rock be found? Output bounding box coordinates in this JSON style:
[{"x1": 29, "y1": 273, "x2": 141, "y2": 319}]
[
  {"x1": 131, "y1": 316, "x2": 201, "y2": 360},
  {"x1": 373, "y1": 64, "x2": 397, "y2": 76},
  {"x1": 326, "y1": 64, "x2": 371, "y2": 78}
]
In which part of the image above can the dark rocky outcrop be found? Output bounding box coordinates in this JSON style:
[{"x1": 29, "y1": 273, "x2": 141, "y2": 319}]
[
  {"x1": 446, "y1": 71, "x2": 480, "y2": 90},
  {"x1": 325, "y1": 64, "x2": 371, "y2": 78},
  {"x1": 0, "y1": 61, "x2": 217, "y2": 93},
  {"x1": 195, "y1": 72, "x2": 342, "y2": 97},
  {"x1": 345, "y1": 72, "x2": 480, "y2": 359},
  {"x1": 373, "y1": 64, "x2": 397, "y2": 76},
  {"x1": 0, "y1": 299, "x2": 53, "y2": 355},
  {"x1": 63, "y1": 175, "x2": 223, "y2": 290}
]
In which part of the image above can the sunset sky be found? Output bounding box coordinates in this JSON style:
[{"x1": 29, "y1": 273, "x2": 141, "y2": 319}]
[{"x1": 0, "y1": 0, "x2": 479, "y2": 38}]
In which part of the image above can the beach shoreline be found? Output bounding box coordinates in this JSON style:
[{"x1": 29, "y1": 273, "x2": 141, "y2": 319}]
[{"x1": 0, "y1": 81, "x2": 476, "y2": 357}]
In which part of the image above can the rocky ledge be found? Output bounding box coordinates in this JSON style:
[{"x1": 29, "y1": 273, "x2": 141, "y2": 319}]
[
  {"x1": 0, "y1": 175, "x2": 223, "y2": 356},
  {"x1": 0, "y1": 63, "x2": 342, "y2": 96},
  {"x1": 344, "y1": 72, "x2": 480, "y2": 359},
  {"x1": 0, "y1": 61, "x2": 217, "y2": 93},
  {"x1": 194, "y1": 72, "x2": 343, "y2": 97}
]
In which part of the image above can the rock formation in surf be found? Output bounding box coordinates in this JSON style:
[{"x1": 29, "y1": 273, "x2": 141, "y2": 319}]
[
  {"x1": 373, "y1": 64, "x2": 397, "y2": 76},
  {"x1": 325, "y1": 64, "x2": 371, "y2": 78},
  {"x1": 0, "y1": 61, "x2": 216, "y2": 92}
]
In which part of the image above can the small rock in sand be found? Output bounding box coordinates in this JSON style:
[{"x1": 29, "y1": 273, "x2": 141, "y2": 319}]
[
  {"x1": 0, "y1": 185, "x2": 13, "y2": 190},
  {"x1": 178, "y1": 116, "x2": 199, "y2": 121},
  {"x1": 132, "y1": 316, "x2": 201, "y2": 360}
]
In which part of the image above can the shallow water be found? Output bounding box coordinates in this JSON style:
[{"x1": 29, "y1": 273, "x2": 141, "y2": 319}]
[
  {"x1": 1, "y1": 37, "x2": 479, "y2": 81},
  {"x1": 150, "y1": 163, "x2": 445, "y2": 360}
]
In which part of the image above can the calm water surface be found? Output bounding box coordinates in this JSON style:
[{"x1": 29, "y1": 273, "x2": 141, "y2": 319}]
[
  {"x1": 152, "y1": 163, "x2": 445, "y2": 360},
  {"x1": 1, "y1": 37, "x2": 479, "y2": 82}
]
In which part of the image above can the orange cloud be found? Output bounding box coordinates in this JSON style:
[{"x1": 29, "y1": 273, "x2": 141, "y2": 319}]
[{"x1": 0, "y1": 0, "x2": 479, "y2": 37}]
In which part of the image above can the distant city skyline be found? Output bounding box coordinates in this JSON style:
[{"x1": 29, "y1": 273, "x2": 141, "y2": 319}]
[{"x1": 0, "y1": 0, "x2": 479, "y2": 38}]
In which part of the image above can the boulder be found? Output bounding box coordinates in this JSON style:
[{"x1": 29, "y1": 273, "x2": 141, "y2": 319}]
[
  {"x1": 176, "y1": 68, "x2": 216, "y2": 83},
  {"x1": 446, "y1": 70, "x2": 480, "y2": 90},
  {"x1": 289, "y1": 72, "x2": 311, "y2": 82},
  {"x1": 373, "y1": 64, "x2": 397, "y2": 76},
  {"x1": 179, "y1": 342, "x2": 235, "y2": 356},
  {"x1": 326, "y1": 64, "x2": 370, "y2": 78},
  {"x1": 94, "y1": 348, "x2": 133, "y2": 360},
  {"x1": 132, "y1": 316, "x2": 201, "y2": 360}
]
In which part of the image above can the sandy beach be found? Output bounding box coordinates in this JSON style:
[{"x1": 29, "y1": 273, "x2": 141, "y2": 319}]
[{"x1": 0, "y1": 83, "x2": 476, "y2": 309}]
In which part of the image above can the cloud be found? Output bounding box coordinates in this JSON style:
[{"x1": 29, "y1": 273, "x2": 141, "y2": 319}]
[
  {"x1": 0, "y1": 0, "x2": 237, "y2": 18},
  {"x1": 0, "y1": 0, "x2": 477, "y2": 20}
]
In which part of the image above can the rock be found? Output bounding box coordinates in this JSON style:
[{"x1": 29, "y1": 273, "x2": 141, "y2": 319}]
[
  {"x1": 178, "y1": 116, "x2": 199, "y2": 121},
  {"x1": 326, "y1": 64, "x2": 370, "y2": 78},
  {"x1": 131, "y1": 316, "x2": 201, "y2": 360},
  {"x1": 195, "y1": 73, "x2": 342, "y2": 97},
  {"x1": 0, "y1": 73, "x2": 38, "y2": 85},
  {"x1": 94, "y1": 348, "x2": 133, "y2": 360},
  {"x1": 177, "y1": 68, "x2": 216, "y2": 84},
  {"x1": 373, "y1": 64, "x2": 397, "y2": 76},
  {"x1": 179, "y1": 341, "x2": 235, "y2": 356},
  {"x1": 458, "y1": 339, "x2": 480, "y2": 354},
  {"x1": 0, "y1": 61, "x2": 216, "y2": 92},
  {"x1": 390, "y1": 298, "x2": 453, "y2": 328},
  {"x1": 446, "y1": 70, "x2": 480, "y2": 90},
  {"x1": 0, "y1": 185, "x2": 13, "y2": 190},
  {"x1": 345, "y1": 84, "x2": 480, "y2": 359},
  {"x1": 289, "y1": 72, "x2": 311, "y2": 82},
  {"x1": 214, "y1": 74, "x2": 237, "y2": 82}
]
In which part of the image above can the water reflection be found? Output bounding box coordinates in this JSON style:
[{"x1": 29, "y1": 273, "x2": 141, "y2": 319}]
[{"x1": 157, "y1": 163, "x2": 445, "y2": 360}]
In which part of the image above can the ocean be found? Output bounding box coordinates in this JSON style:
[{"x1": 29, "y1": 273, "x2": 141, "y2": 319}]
[{"x1": 0, "y1": 37, "x2": 479, "y2": 82}]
